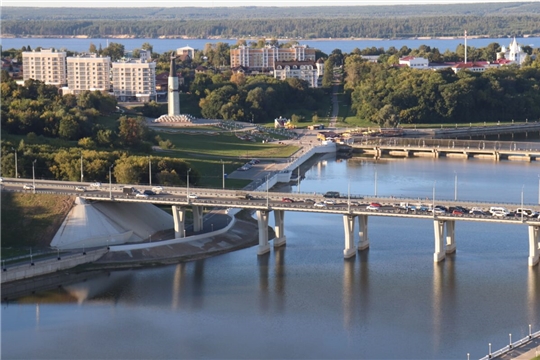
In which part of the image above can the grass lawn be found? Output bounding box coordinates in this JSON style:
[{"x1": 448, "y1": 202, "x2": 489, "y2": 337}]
[{"x1": 1, "y1": 193, "x2": 74, "y2": 259}]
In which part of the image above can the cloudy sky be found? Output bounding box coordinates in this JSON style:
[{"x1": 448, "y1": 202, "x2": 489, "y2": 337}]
[{"x1": 1, "y1": 0, "x2": 535, "y2": 7}]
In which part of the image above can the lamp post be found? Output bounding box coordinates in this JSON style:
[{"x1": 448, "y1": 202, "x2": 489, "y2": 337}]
[
  {"x1": 266, "y1": 174, "x2": 270, "y2": 208},
  {"x1": 221, "y1": 159, "x2": 225, "y2": 190},
  {"x1": 432, "y1": 181, "x2": 436, "y2": 217},
  {"x1": 12, "y1": 147, "x2": 18, "y2": 178},
  {"x1": 148, "y1": 156, "x2": 152, "y2": 186},
  {"x1": 537, "y1": 175, "x2": 539, "y2": 205},
  {"x1": 454, "y1": 172, "x2": 458, "y2": 201},
  {"x1": 521, "y1": 185, "x2": 524, "y2": 222},
  {"x1": 347, "y1": 180, "x2": 351, "y2": 213},
  {"x1": 80, "y1": 153, "x2": 84, "y2": 183},
  {"x1": 32, "y1": 159, "x2": 36, "y2": 194},
  {"x1": 187, "y1": 168, "x2": 191, "y2": 200},
  {"x1": 374, "y1": 165, "x2": 378, "y2": 197},
  {"x1": 109, "y1": 164, "x2": 114, "y2": 199}
]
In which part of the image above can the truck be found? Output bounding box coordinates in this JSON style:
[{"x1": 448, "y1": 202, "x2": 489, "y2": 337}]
[{"x1": 123, "y1": 186, "x2": 138, "y2": 196}]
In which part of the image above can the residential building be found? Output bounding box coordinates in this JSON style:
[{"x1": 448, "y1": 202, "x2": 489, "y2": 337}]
[
  {"x1": 273, "y1": 59, "x2": 324, "y2": 88},
  {"x1": 399, "y1": 56, "x2": 429, "y2": 68},
  {"x1": 22, "y1": 49, "x2": 67, "y2": 86},
  {"x1": 176, "y1": 46, "x2": 195, "y2": 59},
  {"x1": 64, "y1": 54, "x2": 111, "y2": 95},
  {"x1": 111, "y1": 59, "x2": 156, "y2": 102},
  {"x1": 230, "y1": 45, "x2": 316, "y2": 71}
]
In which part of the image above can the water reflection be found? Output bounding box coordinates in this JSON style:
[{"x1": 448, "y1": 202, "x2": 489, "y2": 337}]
[
  {"x1": 342, "y1": 257, "x2": 355, "y2": 330},
  {"x1": 274, "y1": 246, "x2": 286, "y2": 313},
  {"x1": 64, "y1": 271, "x2": 132, "y2": 305},
  {"x1": 257, "y1": 252, "x2": 270, "y2": 312},
  {"x1": 171, "y1": 263, "x2": 185, "y2": 310},
  {"x1": 528, "y1": 266, "x2": 539, "y2": 323},
  {"x1": 432, "y1": 254, "x2": 457, "y2": 353}
]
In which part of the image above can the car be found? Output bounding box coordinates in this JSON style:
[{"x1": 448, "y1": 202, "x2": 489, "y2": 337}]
[
  {"x1": 471, "y1": 210, "x2": 487, "y2": 216},
  {"x1": 323, "y1": 199, "x2": 336, "y2": 205},
  {"x1": 152, "y1": 186, "x2": 163, "y2": 194},
  {"x1": 75, "y1": 186, "x2": 86, "y2": 192},
  {"x1": 366, "y1": 205, "x2": 380, "y2": 211},
  {"x1": 143, "y1": 190, "x2": 156, "y2": 196},
  {"x1": 249, "y1": 159, "x2": 260, "y2": 164},
  {"x1": 323, "y1": 191, "x2": 340, "y2": 198},
  {"x1": 22, "y1": 184, "x2": 34, "y2": 190},
  {"x1": 188, "y1": 193, "x2": 198, "y2": 199},
  {"x1": 281, "y1": 197, "x2": 294, "y2": 203},
  {"x1": 90, "y1": 182, "x2": 102, "y2": 188},
  {"x1": 135, "y1": 192, "x2": 149, "y2": 199},
  {"x1": 452, "y1": 209, "x2": 464, "y2": 215},
  {"x1": 469, "y1": 207, "x2": 485, "y2": 214},
  {"x1": 454, "y1": 206, "x2": 469, "y2": 213},
  {"x1": 303, "y1": 198, "x2": 315, "y2": 204},
  {"x1": 492, "y1": 210, "x2": 508, "y2": 218},
  {"x1": 432, "y1": 208, "x2": 446, "y2": 215},
  {"x1": 244, "y1": 194, "x2": 255, "y2": 200},
  {"x1": 417, "y1": 205, "x2": 430, "y2": 212},
  {"x1": 0, "y1": 177, "x2": 3, "y2": 182},
  {"x1": 313, "y1": 202, "x2": 327, "y2": 208}
]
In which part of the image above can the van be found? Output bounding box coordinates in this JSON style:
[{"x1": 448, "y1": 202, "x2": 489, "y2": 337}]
[
  {"x1": 324, "y1": 191, "x2": 340, "y2": 198},
  {"x1": 489, "y1": 207, "x2": 509, "y2": 216},
  {"x1": 123, "y1": 186, "x2": 138, "y2": 196},
  {"x1": 516, "y1": 208, "x2": 538, "y2": 217}
]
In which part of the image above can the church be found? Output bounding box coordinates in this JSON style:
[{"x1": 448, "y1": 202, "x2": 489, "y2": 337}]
[{"x1": 497, "y1": 37, "x2": 528, "y2": 65}]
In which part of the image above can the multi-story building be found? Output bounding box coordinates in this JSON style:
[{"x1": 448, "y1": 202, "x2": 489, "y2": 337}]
[
  {"x1": 111, "y1": 59, "x2": 156, "y2": 102},
  {"x1": 230, "y1": 45, "x2": 316, "y2": 71},
  {"x1": 273, "y1": 59, "x2": 324, "y2": 88},
  {"x1": 22, "y1": 49, "x2": 67, "y2": 86},
  {"x1": 64, "y1": 54, "x2": 111, "y2": 95}
]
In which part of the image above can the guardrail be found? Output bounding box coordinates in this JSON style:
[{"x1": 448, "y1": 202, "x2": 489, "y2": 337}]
[{"x1": 478, "y1": 326, "x2": 540, "y2": 360}]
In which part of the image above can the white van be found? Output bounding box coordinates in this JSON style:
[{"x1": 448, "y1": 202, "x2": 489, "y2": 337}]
[
  {"x1": 515, "y1": 208, "x2": 538, "y2": 217},
  {"x1": 489, "y1": 207, "x2": 509, "y2": 216}
]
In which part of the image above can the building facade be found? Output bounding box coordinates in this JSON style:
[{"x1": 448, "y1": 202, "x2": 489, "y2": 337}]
[
  {"x1": 111, "y1": 59, "x2": 156, "y2": 102},
  {"x1": 497, "y1": 37, "x2": 528, "y2": 65},
  {"x1": 231, "y1": 45, "x2": 316, "y2": 71},
  {"x1": 65, "y1": 54, "x2": 111, "y2": 95},
  {"x1": 273, "y1": 59, "x2": 324, "y2": 88},
  {"x1": 22, "y1": 49, "x2": 67, "y2": 86}
]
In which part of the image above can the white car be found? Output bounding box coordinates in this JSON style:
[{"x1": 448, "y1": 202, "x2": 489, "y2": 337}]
[
  {"x1": 135, "y1": 192, "x2": 149, "y2": 199},
  {"x1": 314, "y1": 202, "x2": 327, "y2": 208},
  {"x1": 366, "y1": 205, "x2": 380, "y2": 211},
  {"x1": 75, "y1": 186, "x2": 86, "y2": 192},
  {"x1": 90, "y1": 182, "x2": 102, "y2": 188},
  {"x1": 323, "y1": 199, "x2": 335, "y2": 205},
  {"x1": 23, "y1": 184, "x2": 34, "y2": 190},
  {"x1": 188, "y1": 193, "x2": 198, "y2": 199},
  {"x1": 152, "y1": 186, "x2": 163, "y2": 194}
]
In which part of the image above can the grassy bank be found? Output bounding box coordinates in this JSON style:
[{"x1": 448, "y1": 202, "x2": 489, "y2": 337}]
[{"x1": 1, "y1": 192, "x2": 74, "y2": 259}]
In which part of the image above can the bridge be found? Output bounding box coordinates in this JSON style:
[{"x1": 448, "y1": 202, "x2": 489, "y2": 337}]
[
  {"x1": 3, "y1": 177, "x2": 540, "y2": 266},
  {"x1": 349, "y1": 137, "x2": 540, "y2": 162}
]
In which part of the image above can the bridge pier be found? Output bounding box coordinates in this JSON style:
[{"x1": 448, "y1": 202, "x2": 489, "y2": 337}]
[
  {"x1": 433, "y1": 150, "x2": 440, "y2": 158},
  {"x1": 433, "y1": 220, "x2": 446, "y2": 262},
  {"x1": 192, "y1": 206, "x2": 203, "y2": 232},
  {"x1": 172, "y1": 205, "x2": 186, "y2": 238},
  {"x1": 343, "y1": 215, "x2": 357, "y2": 258},
  {"x1": 445, "y1": 220, "x2": 456, "y2": 254},
  {"x1": 273, "y1": 210, "x2": 286, "y2": 247},
  {"x1": 256, "y1": 210, "x2": 271, "y2": 255},
  {"x1": 357, "y1": 215, "x2": 369, "y2": 250},
  {"x1": 528, "y1": 225, "x2": 540, "y2": 266}
]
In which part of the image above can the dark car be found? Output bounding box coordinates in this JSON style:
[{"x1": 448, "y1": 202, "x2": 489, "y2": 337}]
[
  {"x1": 245, "y1": 194, "x2": 255, "y2": 200},
  {"x1": 143, "y1": 190, "x2": 156, "y2": 196}
]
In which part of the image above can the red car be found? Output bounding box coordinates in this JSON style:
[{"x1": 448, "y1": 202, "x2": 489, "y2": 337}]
[{"x1": 282, "y1": 197, "x2": 294, "y2": 203}]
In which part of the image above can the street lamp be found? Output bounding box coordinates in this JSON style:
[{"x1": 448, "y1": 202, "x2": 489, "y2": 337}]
[
  {"x1": 11, "y1": 147, "x2": 18, "y2": 178},
  {"x1": 432, "y1": 181, "x2": 436, "y2": 217},
  {"x1": 454, "y1": 172, "x2": 458, "y2": 201},
  {"x1": 109, "y1": 164, "x2": 114, "y2": 199},
  {"x1": 374, "y1": 165, "x2": 378, "y2": 197},
  {"x1": 537, "y1": 175, "x2": 539, "y2": 205},
  {"x1": 521, "y1": 185, "x2": 524, "y2": 222},
  {"x1": 80, "y1": 153, "x2": 84, "y2": 183},
  {"x1": 32, "y1": 159, "x2": 36, "y2": 194},
  {"x1": 221, "y1": 159, "x2": 225, "y2": 190},
  {"x1": 266, "y1": 174, "x2": 270, "y2": 208},
  {"x1": 187, "y1": 168, "x2": 191, "y2": 200},
  {"x1": 148, "y1": 156, "x2": 152, "y2": 186}
]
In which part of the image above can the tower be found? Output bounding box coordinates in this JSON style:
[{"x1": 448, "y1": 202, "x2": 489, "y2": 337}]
[
  {"x1": 168, "y1": 56, "x2": 180, "y2": 116},
  {"x1": 464, "y1": 30, "x2": 467, "y2": 64}
]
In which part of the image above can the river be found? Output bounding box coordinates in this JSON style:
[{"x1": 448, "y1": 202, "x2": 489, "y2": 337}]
[
  {"x1": 2, "y1": 154, "x2": 540, "y2": 359},
  {"x1": 2, "y1": 37, "x2": 539, "y2": 54}
]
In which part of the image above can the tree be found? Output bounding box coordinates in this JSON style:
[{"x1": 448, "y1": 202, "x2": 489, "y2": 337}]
[
  {"x1": 102, "y1": 42, "x2": 125, "y2": 61},
  {"x1": 89, "y1": 43, "x2": 97, "y2": 54},
  {"x1": 141, "y1": 42, "x2": 153, "y2": 53},
  {"x1": 118, "y1": 116, "x2": 148, "y2": 147}
]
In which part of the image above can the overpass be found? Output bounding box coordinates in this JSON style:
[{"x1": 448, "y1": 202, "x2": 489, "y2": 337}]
[{"x1": 3, "y1": 177, "x2": 540, "y2": 266}]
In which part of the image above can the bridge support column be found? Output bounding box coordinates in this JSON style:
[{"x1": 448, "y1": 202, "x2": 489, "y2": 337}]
[
  {"x1": 343, "y1": 214, "x2": 357, "y2": 259},
  {"x1": 494, "y1": 151, "x2": 500, "y2": 161},
  {"x1": 433, "y1": 150, "x2": 440, "y2": 158},
  {"x1": 433, "y1": 220, "x2": 446, "y2": 262},
  {"x1": 192, "y1": 206, "x2": 203, "y2": 232},
  {"x1": 528, "y1": 225, "x2": 540, "y2": 267},
  {"x1": 445, "y1": 220, "x2": 456, "y2": 254},
  {"x1": 273, "y1": 210, "x2": 286, "y2": 248},
  {"x1": 172, "y1": 205, "x2": 186, "y2": 238},
  {"x1": 257, "y1": 210, "x2": 270, "y2": 255},
  {"x1": 357, "y1": 215, "x2": 369, "y2": 250}
]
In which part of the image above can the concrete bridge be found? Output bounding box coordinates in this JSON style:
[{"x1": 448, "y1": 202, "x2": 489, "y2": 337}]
[
  {"x1": 349, "y1": 137, "x2": 540, "y2": 161},
  {"x1": 3, "y1": 177, "x2": 540, "y2": 266}
]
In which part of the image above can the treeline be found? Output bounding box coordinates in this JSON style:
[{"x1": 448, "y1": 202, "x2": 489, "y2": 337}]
[
  {"x1": 344, "y1": 57, "x2": 540, "y2": 126},
  {"x1": 3, "y1": 3, "x2": 540, "y2": 21},
  {"x1": 2, "y1": 15, "x2": 540, "y2": 39}
]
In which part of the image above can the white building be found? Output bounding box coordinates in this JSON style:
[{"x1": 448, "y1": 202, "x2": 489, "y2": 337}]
[
  {"x1": 22, "y1": 49, "x2": 67, "y2": 86},
  {"x1": 273, "y1": 59, "x2": 324, "y2": 88},
  {"x1": 64, "y1": 54, "x2": 111, "y2": 95},
  {"x1": 176, "y1": 46, "x2": 195, "y2": 59},
  {"x1": 399, "y1": 56, "x2": 429, "y2": 68},
  {"x1": 497, "y1": 37, "x2": 528, "y2": 65},
  {"x1": 231, "y1": 44, "x2": 316, "y2": 71},
  {"x1": 111, "y1": 59, "x2": 156, "y2": 102}
]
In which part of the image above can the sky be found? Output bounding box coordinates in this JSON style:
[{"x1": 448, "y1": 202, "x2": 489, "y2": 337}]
[{"x1": 0, "y1": 0, "x2": 536, "y2": 7}]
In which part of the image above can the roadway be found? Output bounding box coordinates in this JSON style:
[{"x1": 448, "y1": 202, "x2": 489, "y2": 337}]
[{"x1": 3, "y1": 177, "x2": 539, "y2": 225}]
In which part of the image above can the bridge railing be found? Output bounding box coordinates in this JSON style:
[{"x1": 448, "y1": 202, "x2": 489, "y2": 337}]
[{"x1": 478, "y1": 327, "x2": 540, "y2": 360}]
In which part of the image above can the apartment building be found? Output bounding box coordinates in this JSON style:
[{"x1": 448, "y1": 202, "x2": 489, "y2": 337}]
[
  {"x1": 22, "y1": 49, "x2": 67, "y2": 86},
  {"x1": 111, "y1": 59, "x2": 156, "y2": 102},
  {"x1": 230, "y1": 45, "x2": 316, "y2": 71},
  {"x1": 273, "y1": 59, "x2": 324, "y2": 88},
  {"x1": 64, "y1": 54, "x2": 111, "y2": 95}
]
